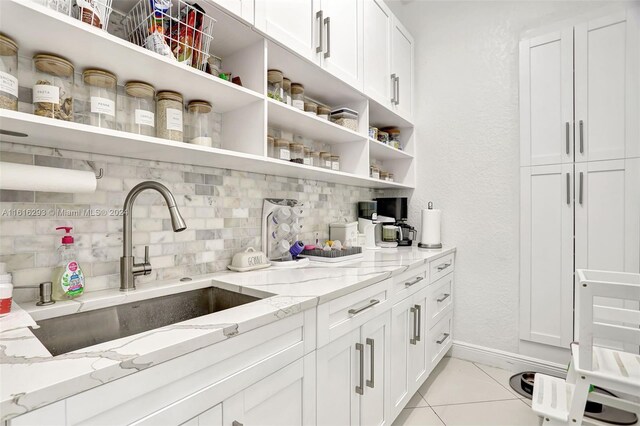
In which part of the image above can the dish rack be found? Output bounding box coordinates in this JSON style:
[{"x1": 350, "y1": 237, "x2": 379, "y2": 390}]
[
  {"x1": 300, "y1": 246, "x2": 363, "y2": 263},
  {"x1": 40, "y1": 0, "x2": 114, "y2": 31},
  {"x1": 125, "y1": 0, "x2": 215, "y2": 72}
]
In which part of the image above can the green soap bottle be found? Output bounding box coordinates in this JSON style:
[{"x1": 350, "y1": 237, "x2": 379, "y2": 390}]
[{"x1": 51, "y1": 226, "x2": 85, "y2": 301}]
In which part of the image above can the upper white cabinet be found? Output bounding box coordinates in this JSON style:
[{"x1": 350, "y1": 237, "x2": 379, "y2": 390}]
[
  {"x1": 391, "y1": 18, "x2": 414, "y2": 119},
  {"x1": 575, "y1": 10, "x2": 640, "y2": 162},
  {"x1": 519, "y1": 30, "x2": 574, "y2": 166},
  {"x1": 363, "y1": 0, "x2": 393, "y2": 108},
  {"x1": 212, "y1": 0, "x2": 254, "y2": 24}
]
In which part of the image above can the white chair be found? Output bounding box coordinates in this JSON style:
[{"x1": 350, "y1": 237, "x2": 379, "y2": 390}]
[{"x1": 532, "y1": 269, "x2": 640, "y2": 425}]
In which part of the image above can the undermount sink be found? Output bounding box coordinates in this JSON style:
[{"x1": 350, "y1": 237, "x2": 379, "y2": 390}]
[{"x1": 30, "y1": 287, "x2": 261, "y2": 356}]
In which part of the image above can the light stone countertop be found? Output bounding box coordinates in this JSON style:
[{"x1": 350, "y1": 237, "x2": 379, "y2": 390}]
[{"x1": 0, "y1": 246, "x2": 455, "y2": 421}]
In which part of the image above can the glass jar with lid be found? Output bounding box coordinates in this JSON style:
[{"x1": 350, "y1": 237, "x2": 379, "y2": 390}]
[
  {"x1": 32, "y1": 54, "x2": 74, "y2": 121},
  {"x1": 124, "y1": 81, "x2": 155, "y2": 137},
  {"x1": 82, "y1": 68, "x2": 117, "y2": 129},
  {"x1": 187, "y1": 100, "x2": 213, "y2": 147},
  {"x1": 387, "y1": 172, "x2": 394, "y2": 182},
  {"x1": 291, "y1": 83, "x2": 304, "y2": 110},
  {"x1": 290, "y1": 143, "x2": 304, "y2": 164},
  {"x1": 370, "y1": 165, "x2": 380, "y2": 179},
  {"x1": 317, "y1": 105, "x2": 330, "y2": 120},
  {"x1": 267, "y1": 136, "x2": 275, "y2": 158},
  {"x1": 380, "y1": 171, "x2": 389, "y2": 181},
  {"x1": 267, "y1": 69, "x2": 283, "y2": 102},
  {"x1": 283, "y1": 77, "x2": 291, "y2": 105},
  {"x1": 330, "y1": 155, "x2": 340, "y2": 171},
  {"x1": 310, "y1": 151, "x2": 320, "y2": 167},
  {"x1": 303, "y1": 147, "x2": 311, "y2": 166},
  {"x1": 0, "y1": 34, "x2": 18, "y2": 111},
  {"x1": 304, "y1": 101, "x2": 317, "y2": 116},
  {"x1": 275, "y1": 139, "x2": 290, "y2": 161},
  {"x1": 319, "y1": 152, "x2": 332, "y2": 169},
  {"x1": 156, "y1": 91, "x2": 184, "y2": 142}
]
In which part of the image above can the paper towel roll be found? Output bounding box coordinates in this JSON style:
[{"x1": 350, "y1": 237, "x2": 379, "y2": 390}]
[
  {"x1": 420, "y1": 207, "x2": 442, "y2": 247},
  {"x1": 0, "y1": 162, "x2": 97, "y2": 193}
]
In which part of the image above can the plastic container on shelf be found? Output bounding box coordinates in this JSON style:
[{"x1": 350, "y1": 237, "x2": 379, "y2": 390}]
[
  {"x1": 290, "y1": 143, "x2": 304, "y2": 164},
  {"x1": 330, "y1": 155, "x2": 340, "y2": 171},
  {"x1": 310, "y1": 150, "x2": 320, "y2": 167},
  {"x1": 317, "y1": 105, "x2": 330, "y2": 120},
  {"x1": 0, "y1": 34, "x2": 18, "y2": 111},
  {"x1": 267, "y1": 136, "x2": 275, "y2": 158},
  {"x1": 32, "y1": 54, "x2": 74, "y2": 121},
  {"x1": 303, "y1": 147, "x2": 311, "y2": 166},
  {"x1": 380, "y1": 171, "x2": 389, "y2": 181},
  {"x1": 275, "y1": 139, "x2": 290, "y2": 161},
  {"x1": 291, "y1": 83, "x2": 304, "y2": 110},
  {"x1": 267, "y1": 69, "x2": 284, "y2": 102},
  {"x1": 82, "y1": 68, "x2": 117, "y2": 129},
  {"x1": 369, "y1": 126, "x2": 378, "y2": 140},
  {"x1": 283, "y1": 77, "x2": 291, "y2": 105},
  {"x1": 124, "y1": 81, "x2": 155, "y2": 137},
  {"x1": 156, "y1": 90, "x2": 184, "y2": 142},
  {"x1": 387, "y1": 172, "x2": 394, "y2": 182},
  {"x1": 304, "y1": 101, "x2": 317, "y2": 116},
  {"x1": 187, "y1": 100, "x2": 213, "y2": 147},
  {"x1": 330, "y1": 107, "x2": 358, "y2": 131},
  {"x1": 370, "y1": 165, "x2": 380, "y2": 179},
  {"x1": 319, "y1": 151, "x2": 332, "y2": 169}
]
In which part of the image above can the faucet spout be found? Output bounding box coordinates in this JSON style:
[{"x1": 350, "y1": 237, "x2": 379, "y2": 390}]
[{"x1": 120, "y1": 181, "x2": 187, "y2": 291}]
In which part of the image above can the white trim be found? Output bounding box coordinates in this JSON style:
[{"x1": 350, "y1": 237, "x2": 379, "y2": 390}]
[{"x1": 450, "y1": 341, "x2": 567, "y2": 377}]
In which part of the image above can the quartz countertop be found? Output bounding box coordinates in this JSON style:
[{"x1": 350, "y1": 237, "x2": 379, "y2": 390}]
[{"x1": 0, "y1": 246, "x2": 455, "y2": 421}]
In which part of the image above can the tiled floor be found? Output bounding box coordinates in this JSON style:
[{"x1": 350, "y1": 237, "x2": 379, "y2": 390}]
[{"x1": 393, "y1": 357, "x2": 541, "y2": 426}]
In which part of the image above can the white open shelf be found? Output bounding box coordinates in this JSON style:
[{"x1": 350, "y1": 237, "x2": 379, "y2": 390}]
[{"x1": 368, "y1": 138, "x2": 413, "y2": 160}]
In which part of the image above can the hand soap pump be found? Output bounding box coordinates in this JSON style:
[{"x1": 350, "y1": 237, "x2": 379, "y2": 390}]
[{"x1": 52, "y1": 226, "x2": 85, "y2": 300}]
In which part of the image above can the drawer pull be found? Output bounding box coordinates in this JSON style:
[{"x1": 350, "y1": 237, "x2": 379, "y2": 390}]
[
  {"x1": 436, "y1": 333, "x2": 450, "y2": 345},
  {"x1": 415, "y1": 304, "x2": 421, "y2": 342},
  {"x1": 436, "y1": 262, "x2": 452, "y2": 272},
  {"x1": 436, "y1": 293, "x2": 451, "y2": 303},
  {"x1": 366, "y1": 338, "x2": 375, "y2": 388},
  {"x1": 410, "y1": 306, "x2": 417, "y2": 345},
  {"x1": 348, "y1": 299, "x2": 380, "y2": 316},
  {"x1": 355, "y1": 342, "x2": 364, "y2": 395},
  {"x1": 404, "y1": 276, "x2": 424, "y2": 287}
]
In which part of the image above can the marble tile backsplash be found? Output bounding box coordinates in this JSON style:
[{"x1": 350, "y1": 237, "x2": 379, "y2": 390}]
[{"x1": 0, "y1": 142, "x2": 380, "y2": 303}]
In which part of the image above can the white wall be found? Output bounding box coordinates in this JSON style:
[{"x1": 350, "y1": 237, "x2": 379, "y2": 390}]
[{"x1": 385, "y1": 0, "x2": 631, "y2": 357}]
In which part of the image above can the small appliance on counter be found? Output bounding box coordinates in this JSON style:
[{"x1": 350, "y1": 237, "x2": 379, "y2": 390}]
[
  {"x1": 418, "y1": 201, "x2": 442, "y2": 249},
  {"x1": 262, "y1": 198, "x2": 310, "y2": 268},
  {"x1": 357, "y1": 201, "x2": 380, "y2": 249},
  {"x1": 375, "y1": 197, "x2": 417, "y2": 246}
]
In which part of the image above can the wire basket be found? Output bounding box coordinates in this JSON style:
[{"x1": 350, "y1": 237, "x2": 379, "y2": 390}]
[
  {"x1": 125, "y1": 0, "x2": 215, "y2": 72},
  {"x1": 40, "y1": 0, "x2": 114, "y2": 31}
]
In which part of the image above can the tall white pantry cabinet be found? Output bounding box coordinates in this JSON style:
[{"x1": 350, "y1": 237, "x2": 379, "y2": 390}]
[{"x1": 519, "y1": 8, "x2": 640, "y2": 354}]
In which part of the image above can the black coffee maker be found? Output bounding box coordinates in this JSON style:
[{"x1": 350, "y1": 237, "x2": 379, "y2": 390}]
[{"x1": 375, "y1": 197, "x2": 417, "y2": 246}]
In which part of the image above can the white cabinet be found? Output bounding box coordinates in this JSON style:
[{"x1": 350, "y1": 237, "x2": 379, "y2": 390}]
[
  {"x1": 317, "y1": 310, "x2": 391, "y2": 426},
  {"x1": 363, "y1": 0, "x2": 393, "y2": 107},
  {"x1": 575, "y1": 10, "x2": 640, "y2": 162},
  {"x1": 180, "y1": 404, "x2": 222, "y2": 426},
  {"x1": 212, "y1": 0, "x2": 254, "y2": 24},
  {"x1": 391, "y1": 18, "x2": 413, "y2": 119},
  {"x1": 520, "y1": 164, "x2": 574, "y2": 348},
  {"x1": 519, "y1": 30, "x2": 574, "y2": 166}
]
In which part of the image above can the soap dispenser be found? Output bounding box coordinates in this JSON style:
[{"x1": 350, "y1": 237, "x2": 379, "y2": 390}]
[{"x1": 52, "y1": 226, "x2": 85, "y2": 300}]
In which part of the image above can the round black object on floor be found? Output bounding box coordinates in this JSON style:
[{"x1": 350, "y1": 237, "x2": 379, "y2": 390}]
[{"x1": 509, "y1": 372, "x2": 638, "y2": 425}]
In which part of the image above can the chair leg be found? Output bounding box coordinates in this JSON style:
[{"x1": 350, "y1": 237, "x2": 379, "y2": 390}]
[{"x1": 567, "y1": 375, "x2": 591, "y2": 425}]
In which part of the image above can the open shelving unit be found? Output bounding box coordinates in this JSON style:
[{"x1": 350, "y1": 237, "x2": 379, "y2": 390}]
[{"x1": 0, "y1": 0, "x2": 416, "y2": 189}]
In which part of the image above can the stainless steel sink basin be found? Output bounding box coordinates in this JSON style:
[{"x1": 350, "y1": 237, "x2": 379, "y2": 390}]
[{"x1": 30, "y1": 287, "x2": 260, "y2": 356}]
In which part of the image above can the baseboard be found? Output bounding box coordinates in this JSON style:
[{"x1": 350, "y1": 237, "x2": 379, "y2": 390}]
[{"x1": 450, "y1": 340, "x2": 567, "y2": 377}]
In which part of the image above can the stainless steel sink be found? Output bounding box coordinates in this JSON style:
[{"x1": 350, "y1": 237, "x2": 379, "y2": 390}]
[{"x1": 30, "y1": 287, "x2": 260, "y2": 356}]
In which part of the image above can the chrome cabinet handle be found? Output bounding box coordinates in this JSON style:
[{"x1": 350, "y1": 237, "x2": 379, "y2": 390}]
[
  {"x1": 316, "y1": 10, "x2": 324, "y2": 53},
  {"x1": 355, "y1": 342, "x2": 364, "y2": 395},
  {"x1": 436, "y1": 293, "x2": 450, "y2": 303},
  {"x1": 324, "y1": 17, "x2": 331, "y2": 58},
  {"x1": 348, "y1": 299, "x2": 380, "y2": 316},
  {"x1": 436, "y1": 333, "x2": 450, "y2": 344},
  {"x1": 395, "y1": 76, "x2": 400, "y2": 105},
  {"x1": 579, "y1": 172, "x2": 583, "y2": 205},
  {"x1": 391, "y1": 73, "x2": 397, "y2": 103},
  {"x1": 415, "y1": 304, "x2": 421, "y2": 342},
  {"x1": 410, "y1": 306, "x2": 417, "y2": 345},
  {"x1": 566, "y1": 172, "x2": 570, "y2": 205},
  {"x1": 565, "y1": 122, "x2": 570, "y2": 155},
  {"x1": 436, "y1": 262, "x2": 451, "y2": 271},
  {"x1": 579, "y1": 120, "x2": 584, "y2": 154},
  {"x1": 366, "y1": 338, "x2": 375, "y2": 388},
  {"x1": 405, "y1": 276, "x2": 424, "y2": 287}
]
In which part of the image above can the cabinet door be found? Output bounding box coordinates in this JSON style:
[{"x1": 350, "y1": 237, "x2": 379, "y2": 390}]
[
  {"x1": 319, "y1": 0, "x2": 364, "y2": 89},
  {"x1": 519, "y1": 30, "x2": 574, "y2": 166},
  {"x1": 391, "y1": 17, "x2": 413, "y2": 119},
  {"x1": 211, "y1": 0, "x2": 254, "y2": 24},
  {"x1": 575, "y1": 10, "x2": 640, "y2": 161},
  {"x1": 409, "y1": 287, "x2": 429, "y2": 387},
  {"x1": 360, "y1": 310, "x2": 391, "y2": 426},
  {"x1": 363, "y1": 0, "x2": 393, "y2": 107},
  {"x1": 179, "y1": 404, "x2": 222, "y2": 426},
  {"x1": 520, "y1": 164, "x2": 574, "y2": 348},
  {"x1": 254, "y1": 0, "x2": 320, "y2": 62},
  {"x1": 389, "y1": 296, "x2": 413, "y2": 418},
  {"x1": 316, "y1": 328, "x2": 360, "y2": 426}
]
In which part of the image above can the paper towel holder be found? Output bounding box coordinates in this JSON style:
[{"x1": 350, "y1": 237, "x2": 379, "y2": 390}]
[
  {"x1": 94, "y1": 168, "x2": 103, "y2": 179},
  {"x1": 418, "y1": 201, "x2": 443, "y2": 249}
]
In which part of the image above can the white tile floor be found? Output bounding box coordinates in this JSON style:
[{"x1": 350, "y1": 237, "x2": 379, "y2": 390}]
[{"x1": 393, "y1": 357, "x2": 541, "y2": 426}]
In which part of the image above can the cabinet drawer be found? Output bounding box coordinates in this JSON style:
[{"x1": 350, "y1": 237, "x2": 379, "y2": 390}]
[
  {"x1": 429, "y1": 253, "x2": 455, "y2": 283},
  {"x1": 426, "y1": 274, "x2": 453, "y2": 329},
  {"x1": 427, "y1": 313, "x2": 453, "y2": 369},
  {"x1": 392, "y1": 265, "x2": 428, "y2": 299}
]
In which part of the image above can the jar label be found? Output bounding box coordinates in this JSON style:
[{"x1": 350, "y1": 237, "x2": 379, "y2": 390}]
[
  {"x1": 303, "y1": 158, "x2": 311, "y2": 166},
  {"x1": 90, "y1": 96, "x2": 115, "y2": 116},
  {"x1": 279, "y1": 149, "x2": 290, "y2": 161},
  {"x1": 332, "y1": 162, "x2": 339, "y2": 171},
  {"x1": 135, "y1": 109, "x2": 155, "y2": 127},
  {"x1": 0, "y1": 71, "x2": 18, "y2": 97},
  {"x1": 60, "y1": 261, "x2": 84, "y2": 297},
  {"x1": 33, "y1": 84, "x2": 59, "y2": 104},
  {"x1": 372, "y1": 172, "x2": 380, "y2": 179},
  {"x1": 325, "y1": 160, "x2": 332, "y2": 168},
  {"x1": 166, "y1": 108, "x2": 183, "y2": 131},
  {"x1": 292, "y1": 100, "x2": 304, "y2": 110}
]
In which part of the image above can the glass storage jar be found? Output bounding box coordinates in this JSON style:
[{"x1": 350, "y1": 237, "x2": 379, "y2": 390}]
[
  {"x1": 291, "y1": 83, "x2": 304, "y2": 110},
  {"x1": 380, "y1": 171, "x2": 389, "y2": 181},
  {"x1": 187, "y1": 100, "x2": 213, "y2": 147},
  {"x1": 370, "y1": 165, "x2": 380, "y2": 179},
  {"x1": 304, "y1": 101, "x2": 317, "y2": 116},
  {"x1": 303, "y1": 147, "x2": 311, "y2": 166},
  {"x1": 267, "y1": 136, "x2": 275, "y2": 158},
  {"x1": 290, "y1": 143, "x2": 304, "y2": 164},
  {"x1": 124, "y1": 81, "x2": 155, "y2": 137},
  {"x1": 275, "y1": 139, "x2": 290, "y2": 161},
  {"x1": 267, "y1": 69, "x2": 283, "y2": 102},
  {"x1": 330, "y1": 155, "x2": 340, "y2": 171},
  {"x1": 283, "y1": 77, "x2": 291, "y2": 105},
  {"x1": 0, "y1": 34, "x2": 18, "y2": 111},
  {"x1": 310, "y1": 151, "x2": 320, "y2": 167},
  {"x1": 156, "y1": 91, "x2": 184, "y2": 142},
  {"x1": 319, "y1": 151, "x2": 332, "y2": 169},
  {"x1": 32, "y1": 54, "x2": 74, "y2": 121},
  {"x1": 387, "y1": 172, "x2": 394, "y2": 182},
  {"x1": 82, "y1": 68, "x2": 117, "y2": 129},
  {"x1": 317, "y1": 105, "x2": 330, "y2": 120}
]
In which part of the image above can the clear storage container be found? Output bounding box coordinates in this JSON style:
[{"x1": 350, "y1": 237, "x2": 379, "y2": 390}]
[
  {"x1": 82, "y1": 68, "x2": 117, "y2": 129},
  {"x1": 267, "y1": 69, "x2": 283, "y2": 102},
  {"x1": 370, "y1": 165, "x2": 380, "y2": 179},
  {"x1": 187, "y1": 100, "x2": 213, "y2": 147},
  {"x1": 330, "y1": 155, "x2": 340, "y2": 171},
  {"x1": 310, "y1": 151, "x2": 320, "y2": 167},
  {"x1": 317, "y1": 105, "x2": 330, "y2": 120},
  {"x1": 283, "y1": 77, "x2": 291, "y2": 105},
  {"x1": 275, "y1": 139, "x2": 290, "y2": 161},
  {"x1": 124, "y1": 81, "x2": 155, "y2": 137},
  {"x1": 156, "y1": 90, "x2": 184, "y2": 142},
  {"x1": 304, "y1": 101, "x2": 317, "y2": 116},
  {"x1": 0, "y1": 34, "x2": 18, "y2": 111},
  {"x1": 330, "y1": 107, "x2": 358, "y2": 131},
  {"x1": 319, "y1": 152, "x2": 332, "y2": 169},
  {"x1": 291, "y1": 83, "x2": 304, "y2": 110},
  {"x1": 303, "y1": 147, "x2": 311, "y2": 166},
  {"x1": 267, "y1": 136, "x2": 275, "y2": 158},
  {"x1": 380, "y1": 171, "x2": 389, "y2": 181},
  {"x1": 32, "y1": 54, "x2": 74, "y2": 121},
  {"x1": 290, "y1": 143, "x2": 304, "y2": 164}
]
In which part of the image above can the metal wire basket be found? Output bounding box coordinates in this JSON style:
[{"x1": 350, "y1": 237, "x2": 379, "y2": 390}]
[
  {"x1": 40, "y1": 0, "x2": 114, "y2": 31},
  {"x1": 125, "y1": 0, "x2": 215, "y2": 72}
]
